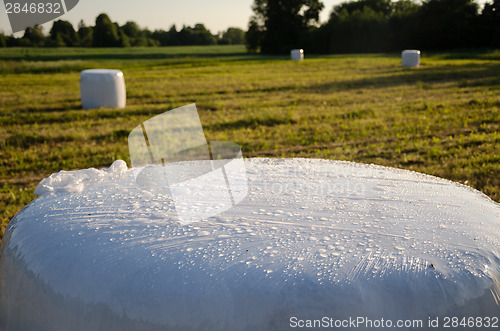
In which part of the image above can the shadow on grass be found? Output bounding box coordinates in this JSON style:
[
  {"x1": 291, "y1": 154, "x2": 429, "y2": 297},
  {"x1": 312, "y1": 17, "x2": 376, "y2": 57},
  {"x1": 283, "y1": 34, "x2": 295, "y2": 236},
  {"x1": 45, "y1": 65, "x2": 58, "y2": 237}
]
[
  {"x1": 0, "y1": 107, "x2": 167, "y2": 126},
  {"x1": 307, "y1": 62, "x2": 500, "y2": 93},
  {"x1": 0, "y1": 46, "x2": 268, "y2": 62},
  {"x1": 4, "y1": 128, "x2": 132, "y2": 148},
  {"x1": 13, "y1": 103, "x2": 82, "y2": 114},
  {"x1": 427, "y1": 49, "x2": 500, "y2": 61},
  {"x1": 190, "y1": 61, "x2": 500, "y2": 97},
  {"x1": 0, "y1": 53, "x2": 284, "y2": 74},
  {"x1": 91, "y1": 129, "x2": 130, "y2": 143},
  {"x1": 3, "y1": 132, "x2": 75, "y2": 148},
  {"x1": 207, "y1": 115, "x2": 297, "y2": 131}
]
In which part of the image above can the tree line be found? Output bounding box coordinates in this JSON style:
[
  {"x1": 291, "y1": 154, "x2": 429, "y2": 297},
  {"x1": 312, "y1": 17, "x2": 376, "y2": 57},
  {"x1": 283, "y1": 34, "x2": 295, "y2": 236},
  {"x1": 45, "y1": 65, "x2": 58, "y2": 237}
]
[
  {"x1": 1, "y1": 0, "x2": 499, "y2": 53},
  {"x1": 247, "y1": 0, "x2": 500, "y2": 54},
  {"x1": 0, "y1": 13, "x2": 245, "y2": 48}
]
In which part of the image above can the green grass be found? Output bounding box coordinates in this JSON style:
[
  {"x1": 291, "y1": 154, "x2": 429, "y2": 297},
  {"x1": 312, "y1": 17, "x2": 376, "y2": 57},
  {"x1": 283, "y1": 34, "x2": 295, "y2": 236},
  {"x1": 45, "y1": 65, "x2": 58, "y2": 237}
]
[{"x1": 1, "y1": 45, "x2": 499, "y2": 241}]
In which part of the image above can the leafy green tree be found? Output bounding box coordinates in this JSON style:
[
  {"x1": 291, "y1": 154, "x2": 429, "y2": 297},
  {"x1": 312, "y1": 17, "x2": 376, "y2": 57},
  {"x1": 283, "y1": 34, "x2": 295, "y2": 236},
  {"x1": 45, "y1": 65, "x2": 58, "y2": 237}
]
[
  {"x1": 121, "y1": 21, "x2": 143, "y2": 46},
  {"x1": 142, "y1": 29, "x2": 160, "y2": 46},
  {"x1": 152, "y1": 25, "x2": 180, "y2": 46},
  {"x1": 219, "y1": 27, "x2": 245, "y2": 45},
  {"x1": 332, "y1": 0, "x2": 393, "y2": 17},
  {"x1": 20, "y1": 25, "x2": 45, "y2": 47},
  {"x1": 78, "y1": 20, "x2": 93, "y2": 47},
  {"x1": 389, "y1": 0, "x2": 420, "y2": 50},
  {"x1": 192, "y1": 24, "x2": 217, "y2": 45},
  {"x1": 177, "y1": 24, "x2": 217, "y2": 45},
  {"x1": 50, "y1": 34, "x2": 65, "y2": 47},
  {"x1": 168, "y1": 25, "x2": 180, "y2": 45},
  {"x1": 418, "y1": 0, "x2": 480, "y2": 49},
  {"x1": 114, "y1": 23, "x2": 130, "y2": 47},
  {"x1": 152, "y1": 29, "x2": 168, "y2": 46},
  {"x1": 5, "y1": 35, "x2": 19, "y2": 47},
  {"x1": 326, "y1": 0, "x2": 396, "y2": 53},
  {"x1": 121, "y1": 21, "x2": 140, "y2": 40},
  {"x1": 328, "y1": 6, "x2": 390, "y2": 53},
  {"x1": 249, "y1": 0, "x2": 324, "y2": 54},
  {"x1": 49, "y1": 20, "x2": 79, "y2": 47},
  {"x1": 246, "y1": 19, "x2": 262, "y2": 52},
  {"x1": 120, "y1": 21, "x2": 157, "y2": 46},
  {"x1": 324, "y1": 0, "x2": 482, "y2": 53},
  {"x1": 93, "y1": 13, "x2": 121, "y2": 47},
  {"x1": 481, "y1": 0, "x2": 500, "y2": 48},
  {"x1": 0, "y1": 33, "x2": 6, "y2": 48}
]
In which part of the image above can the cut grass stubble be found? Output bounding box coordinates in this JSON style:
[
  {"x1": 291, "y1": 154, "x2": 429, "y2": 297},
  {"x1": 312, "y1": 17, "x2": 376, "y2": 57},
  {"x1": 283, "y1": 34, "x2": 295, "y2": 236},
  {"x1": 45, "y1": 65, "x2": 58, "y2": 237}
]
[{"x1": 1, "y1": 45, "x2": 499, "y2": 241}]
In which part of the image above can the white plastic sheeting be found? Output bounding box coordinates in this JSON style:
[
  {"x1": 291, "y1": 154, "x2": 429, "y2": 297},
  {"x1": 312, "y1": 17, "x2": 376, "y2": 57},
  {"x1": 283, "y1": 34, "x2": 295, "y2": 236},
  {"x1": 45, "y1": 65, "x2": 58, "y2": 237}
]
[
  {"x1": 1, "y1": 158, "x2": 499, "y2": 330},
  {"x1": 80, "y1": 69, "x2": 126, "y2": 109},
  {"x1": 402, "y1": 50, "x2": 420, "y2": 67}
]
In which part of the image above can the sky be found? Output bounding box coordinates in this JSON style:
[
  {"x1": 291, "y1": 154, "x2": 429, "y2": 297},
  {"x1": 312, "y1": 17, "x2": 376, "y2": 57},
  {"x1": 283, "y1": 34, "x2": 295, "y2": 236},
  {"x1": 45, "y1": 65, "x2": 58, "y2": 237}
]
[{"x1": 0, "y1": 0, "x2": 490, "y2": 37}]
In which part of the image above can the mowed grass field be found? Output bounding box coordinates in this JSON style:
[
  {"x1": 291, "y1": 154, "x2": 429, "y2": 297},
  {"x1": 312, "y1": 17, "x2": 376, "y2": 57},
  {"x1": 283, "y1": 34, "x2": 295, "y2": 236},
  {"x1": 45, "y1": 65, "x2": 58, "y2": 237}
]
[{"x1": 1, "y1": 45, "x2": 499, "y2": 241}]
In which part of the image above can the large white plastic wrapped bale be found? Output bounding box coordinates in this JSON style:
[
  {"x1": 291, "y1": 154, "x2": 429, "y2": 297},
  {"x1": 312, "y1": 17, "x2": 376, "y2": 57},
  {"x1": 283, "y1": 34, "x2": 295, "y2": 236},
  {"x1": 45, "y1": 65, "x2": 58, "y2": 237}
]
[
  {"x1": 402, "y1": 50, "x2": 420, "y2": 67},
  {"x1": 291, "y1": 49, "x2": 304, "y2": 61},
  {"x1": 80, "y1": 69, "x2": 126, "y2": 109},
  {"x1": 0, "y1": 158, "x2": 499, "y2": 331}
]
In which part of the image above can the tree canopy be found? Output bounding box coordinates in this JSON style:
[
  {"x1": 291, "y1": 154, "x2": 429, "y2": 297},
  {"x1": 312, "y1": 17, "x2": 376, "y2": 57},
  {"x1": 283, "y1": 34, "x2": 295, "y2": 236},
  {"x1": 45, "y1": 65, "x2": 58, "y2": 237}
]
[
  {"x1": 93, "y1": 13, "x2": 122, "y2": 47},
  {"x1": 20, "y1": 25, "x2": 45, "y2": 47},
  {"x1": 247, "y1": 0, "x2": 500, "y2": 53},
  {"x1": 3, "y1": 13, "x2": 245, "y2": 48},
  {"x1": 247, "y1": 0, "x2": 324, "y2": 53},
  {"x1": 219, "y1": 27, "x2": 246, "y2": 45},
  {"x1": 481, "y1": 0, "x2": 500, "y2": 47},
  {"x1": 4, "y1": 0, "x2": 500, "y2": 52},
  {"x1": 49, "y1": 20, "x2": 79, "y2": 47}
]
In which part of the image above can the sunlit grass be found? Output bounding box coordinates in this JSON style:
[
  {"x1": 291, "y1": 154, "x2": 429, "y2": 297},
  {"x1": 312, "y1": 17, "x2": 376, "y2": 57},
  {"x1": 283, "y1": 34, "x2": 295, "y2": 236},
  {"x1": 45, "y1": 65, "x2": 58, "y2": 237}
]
[{"x1": 1, "y1": 45, "x2": 499, "y2": 240}]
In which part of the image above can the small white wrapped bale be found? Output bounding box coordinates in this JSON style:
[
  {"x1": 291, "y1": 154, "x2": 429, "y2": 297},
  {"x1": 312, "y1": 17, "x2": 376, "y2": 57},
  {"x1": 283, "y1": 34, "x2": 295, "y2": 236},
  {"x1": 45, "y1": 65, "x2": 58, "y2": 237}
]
[
  {"x1": 80, "y1": 69, "x2": 126, "y2": 109},
  {"x1": 1, "y1": 158, "x2": 499, "y2": 331},
  {"x1": 291, "y1": 49, "x2": 304, "y2": 61},
  {"x1": 401, "y1": 50, "x2": 421, "y2": 67}
]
